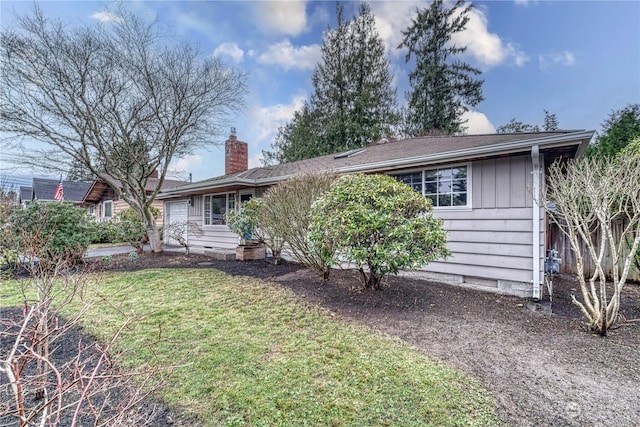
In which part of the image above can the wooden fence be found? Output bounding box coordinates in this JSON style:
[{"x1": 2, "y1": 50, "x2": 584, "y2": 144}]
[{"x1": 548, "y1": 218, "x2": 640, "y2": 282}]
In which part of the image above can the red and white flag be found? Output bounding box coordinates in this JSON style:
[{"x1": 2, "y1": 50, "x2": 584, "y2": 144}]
[{"x1": 54, "y1": 181, "x2": 63, "y2": 201}]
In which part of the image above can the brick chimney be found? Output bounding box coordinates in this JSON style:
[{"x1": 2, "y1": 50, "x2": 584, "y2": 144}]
[{"x1": 225, "y1": 128, "x2": 248, "y2": 175}]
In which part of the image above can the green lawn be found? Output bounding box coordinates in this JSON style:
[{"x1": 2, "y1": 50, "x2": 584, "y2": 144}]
[{"x1": 1, "y1": 269, "x2": 504, "y2": 426}]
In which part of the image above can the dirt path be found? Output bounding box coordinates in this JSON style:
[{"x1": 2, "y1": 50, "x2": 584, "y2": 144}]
[{"x1": 268, "y1": 268, "x2": 640, "y2": 427}]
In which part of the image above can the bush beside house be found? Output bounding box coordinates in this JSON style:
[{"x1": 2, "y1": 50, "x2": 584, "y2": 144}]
[{"x1": 310, "y1": 174, "x2": 450, "y2": 290}]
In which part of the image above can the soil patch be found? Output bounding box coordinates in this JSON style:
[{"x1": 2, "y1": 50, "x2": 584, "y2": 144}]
[{"x1": 4, "y1": 252, "x2": 640, "y2": 426}]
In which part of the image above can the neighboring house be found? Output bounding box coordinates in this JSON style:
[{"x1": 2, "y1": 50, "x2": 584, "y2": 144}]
[
  {"x1": 19, "y1": 186, "x2": 32, "y2": 208},
  {"x1": 82, "y1": 171, "x2": 187, "y2": 225},
  {"x1": 20, "y1": 178, "x2": 92, "y2": 205},
  {"x1": 159, "y1": 129, "x2": 594, "y2": 298}
]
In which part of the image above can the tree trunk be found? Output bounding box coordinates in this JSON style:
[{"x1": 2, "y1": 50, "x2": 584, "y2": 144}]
[{"x1": 143, "y1": 208, "x2": 162, "y2": 253}]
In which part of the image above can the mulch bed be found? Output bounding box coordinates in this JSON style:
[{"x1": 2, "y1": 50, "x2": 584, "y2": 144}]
[{"x1": 3, "y1": 251, "x2": 639, "y2": 426}]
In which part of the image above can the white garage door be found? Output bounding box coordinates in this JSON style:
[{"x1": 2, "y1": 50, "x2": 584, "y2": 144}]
[{"x1": 165, "y1": 201, "x2": 188, "y2": 246}]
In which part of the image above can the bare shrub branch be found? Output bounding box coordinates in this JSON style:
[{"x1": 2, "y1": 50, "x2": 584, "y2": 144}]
[
  {"x1": 1, "y1": 212, "x2": 167, "y2": 425},
  {"x1": 544, "y1": 155, "x2": 640, "y2": 335},
  {"x1": 260, "y1": 172, "x2": 337, "y2": 276}
]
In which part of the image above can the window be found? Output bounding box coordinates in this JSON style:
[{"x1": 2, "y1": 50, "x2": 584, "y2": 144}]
[
  {"x1": 204, "y1": 193, "x2": 235, "y2": 225},
  {"x1": 391, "y1": 164, "x2": 469, "y2": 208},
  {"x1": 394, "y1": 172, "x2": 422, "y2": 193},
  {"x1": 89, "y1": 205, "x2": 95, "y2": 215},
  {"x1": 103, "y1": 200, "x2": 113, "y2": 218},
  {"x1": 240, "y1": 193, "x2": 253, "y2": 204}
]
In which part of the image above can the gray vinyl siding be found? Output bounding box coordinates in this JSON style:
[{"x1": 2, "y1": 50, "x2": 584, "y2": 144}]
[
  {"x1": 474, "y1": 155, "x2": 533, "y2": 209},
  {"x1": 419, "y1": 155, "x2": 544, "y2": 291},
  {"x1": 165, "y1": 194, "x2": 238, "y2": 253},
  {"x1": 166, "y1": 154, "x2": 546, "y2": 296}
]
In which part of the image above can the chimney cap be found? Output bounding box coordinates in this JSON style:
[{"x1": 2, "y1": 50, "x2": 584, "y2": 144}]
[{"x1": 230, "y1": 127, "x2": 236, "y2": 136}]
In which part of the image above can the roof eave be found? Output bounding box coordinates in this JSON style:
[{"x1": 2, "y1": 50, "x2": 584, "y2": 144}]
[{"x1": 158, "y1": 177, "x2": 256, "y2": 199}]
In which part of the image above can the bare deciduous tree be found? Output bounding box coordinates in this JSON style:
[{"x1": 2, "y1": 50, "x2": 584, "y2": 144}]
[
  {"x1": 544, "y1": 155, "x2": 640, "y2": 335},
  {"x1": 1, "y1": 4, "x2": 246, "y2": 252}
]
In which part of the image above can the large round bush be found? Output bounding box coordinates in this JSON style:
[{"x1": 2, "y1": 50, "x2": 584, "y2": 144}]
[{"x1": 310, "y1": 173, "x2": 449, "y2": 289}]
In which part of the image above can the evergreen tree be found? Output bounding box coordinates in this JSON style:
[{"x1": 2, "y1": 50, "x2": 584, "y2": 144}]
[
  {"x1": 496, "y1": 110, "x2": 559, "y2": 134},
  {"x1": 262, "y1": 102, "x2": 321, "y2": 165},
  {"x1": 585, "y1": 103, "x2": 640, "y2": 158},
  {"x1": 345, "y1": 3, "x2": 399, "y2": 147},
  {"x1": 67, "y1": 156, "x2": 95, "y2": 182},
  {"x1": 398, "y1": 0, "x2": 483, "y2": 136},
  {"x1": 543, "y1": 109, "x2": 559, "y2": 131},
  {"x1": 496, "y1": 119, "x2": 540, "y2": 134},
  {"x1": 263, "y1": 3, "x2": 398, "y2": 164}
]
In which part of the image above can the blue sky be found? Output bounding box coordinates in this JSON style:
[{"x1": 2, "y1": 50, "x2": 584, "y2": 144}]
[{"x1": 1, "y1": 0, "x2": 639, "y2": 185}]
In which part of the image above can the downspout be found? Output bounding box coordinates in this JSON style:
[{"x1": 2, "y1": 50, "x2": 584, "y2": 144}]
[{"x1": 531, "y1": 145, "x2": 541, "y2": 300}]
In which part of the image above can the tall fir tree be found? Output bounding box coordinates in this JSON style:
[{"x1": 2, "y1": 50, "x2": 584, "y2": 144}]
[
  {"x1": 398, "y1": 0, "x2": 483, "y2": 136},
  {"x1": 262, "y1": 102, "x2": 322, "y2": 165},
  {"x1": 543, "y1": 109, "x2": 559, "y2": 131},
  {"x1": 67, "y1": 155, "x2": 95, "y2": 181},
  {"x1": 345, "y1": 3, "x2": 399, "y2": 147},
  {"x1": 263, "y1": 3, "x2": 398, "y2": 164}
]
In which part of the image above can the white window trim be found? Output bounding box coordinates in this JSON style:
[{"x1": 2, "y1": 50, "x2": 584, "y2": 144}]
[
  {"x1": 203, "y1": 192, "x2": 235, "y2": 227},
  {"x1": 103, "y1": 200, "x2": 113, "y2": 218},
  {"x1": 388, "y1": 162, "x2": 473, "y2": 211}
]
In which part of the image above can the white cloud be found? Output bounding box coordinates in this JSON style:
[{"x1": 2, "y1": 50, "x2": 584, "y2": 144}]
[
  {"x1": 238, "y1": 95, "x2": 308, "y2": 167},
  {"x1": 370, "y1": 1, "x2": 423, "y2": 57},
  {"x1": 254, "y1": 1, "x2": 308, "y2": 36},
  {"x1": 248, "y1": 95, "x2": 307, "y2": 143},
  {"x1": 258, "y1": 39, "x2": 321, "y2": 71},
  {"x1": 514, "y1": 0, "x2": 531, "y2": 6},
  {"x1": 170, "y1": 154, "x2": 203, "y2": 174},
  {"x1": 451, "y1": 7, "x2": 528, "y2": 69},
  {"x1": 463, "y1": 110, "x2": 496, "y2": 134},
  {"x1": 248, "y1": 153, "x2": 263, "y2": 169},
  {"x1": 213, "y1": 42, "x2": 244, "y2": 64},
  {"x1": 90, "y1": 11, "x2": 122, "y2": 23},
  {"x1": 539, "y1": 51, "x2": 576, "y2": 70},
  {"x1": 371, "y1": 2, "x2": 528, "y2": 69},
  {"x1": 508, "y1": 43, "x2": 530, "y2": 67}
]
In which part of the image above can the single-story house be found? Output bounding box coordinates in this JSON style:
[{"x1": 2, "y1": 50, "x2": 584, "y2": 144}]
[
  {"x1": 20, "y1": 178, "x2": 92, "y2": 206},
  {"x1": 159, "y1": 129, "x2": 594, "y2": 298},
  {"x1": 82, "y1": 171, "x2": 187, "y2": 225}
]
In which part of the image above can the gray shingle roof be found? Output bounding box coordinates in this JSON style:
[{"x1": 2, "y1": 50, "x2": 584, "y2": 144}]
[
  {"x1": 32, "y1": 178, "x2": 92, "y2": 202},
  {"x1": 19, "y1": 186, "x2": 32, "y2": 202},
  {"x1": 159, "y1": 130, "x2": 594, "y2": 198}
]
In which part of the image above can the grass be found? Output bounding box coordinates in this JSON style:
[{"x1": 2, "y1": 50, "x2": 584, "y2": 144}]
[{"x1": 2, "y1": 269, "x2": 504, "y2": 426}]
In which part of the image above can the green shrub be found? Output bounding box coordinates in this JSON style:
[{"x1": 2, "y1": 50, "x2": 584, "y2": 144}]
[
  {"x1": 91, "y1": 220, "x2": 118, "y2": 244},
  {"x1": 9, "y1": 201, "x2": 94, "y2": 264},
  {"x1": 310, "y1": 174, "x2": 450, "y2": 290},
  {"x1": 113, "y1": 208, "x2": 147, "y2": 252},
  {"x1": 226, "y1": 199, "x2": 260, "y2": 240},
  {"x1": 226, "y1": 198, "x2": 284, "y2": 263}
]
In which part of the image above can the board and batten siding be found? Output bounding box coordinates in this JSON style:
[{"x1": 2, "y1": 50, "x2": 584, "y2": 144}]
[
  {"x1": 415, "y1": 155, "x2": 545, "y2": 297},
  {"x1": 184, "y1": 194, "x2": 239, "y2": 252}
]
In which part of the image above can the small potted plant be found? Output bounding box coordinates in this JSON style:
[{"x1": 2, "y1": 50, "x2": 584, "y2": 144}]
[{"x1": 225, "y1": 200, "x2": 266, "y2": 261}]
